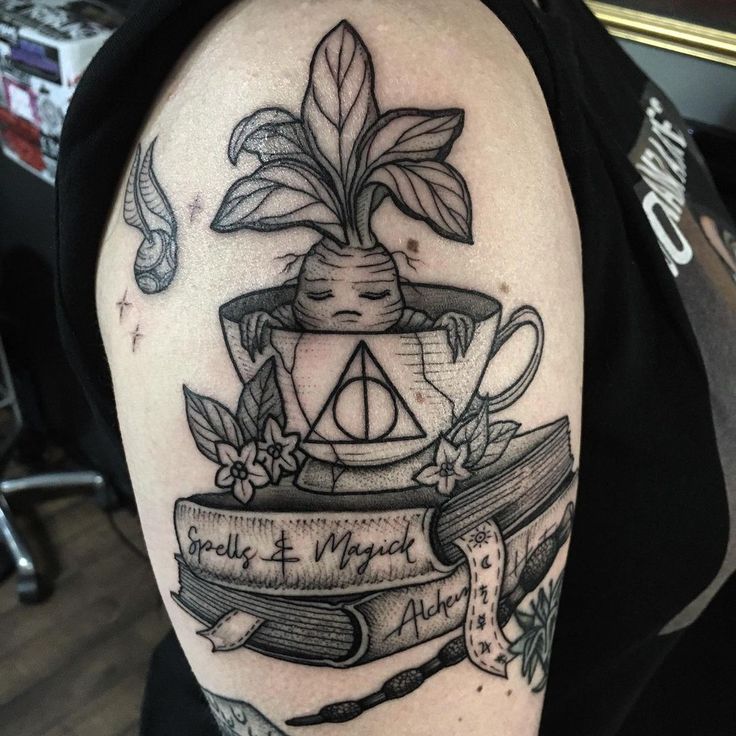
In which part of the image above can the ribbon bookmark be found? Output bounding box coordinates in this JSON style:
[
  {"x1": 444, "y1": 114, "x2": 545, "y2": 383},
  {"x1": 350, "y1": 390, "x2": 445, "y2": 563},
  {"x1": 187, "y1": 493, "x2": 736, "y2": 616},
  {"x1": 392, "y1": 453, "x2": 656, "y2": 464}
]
[
  {"x1": 198, "y1": 609, "x2": 264, "y2": 652},
  {"x1": 455, "y1": 518, "x2": 510, "y2": 677}
]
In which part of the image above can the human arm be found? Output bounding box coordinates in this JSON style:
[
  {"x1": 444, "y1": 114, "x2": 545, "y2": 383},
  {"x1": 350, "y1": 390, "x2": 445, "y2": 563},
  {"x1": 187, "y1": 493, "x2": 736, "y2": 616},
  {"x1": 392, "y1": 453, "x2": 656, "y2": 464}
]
[{"x1": 97, "y1": 2, "x2": 582, "y2": 734}]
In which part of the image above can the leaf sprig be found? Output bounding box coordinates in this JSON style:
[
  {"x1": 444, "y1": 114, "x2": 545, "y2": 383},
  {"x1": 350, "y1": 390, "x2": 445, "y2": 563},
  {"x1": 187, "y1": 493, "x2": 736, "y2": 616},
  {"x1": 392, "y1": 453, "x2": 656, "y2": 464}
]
[
  {"x1": 447, "y1": 394, "x2": 520, "y2": 470},
  {"x1": 184, "y1": 358, "x2": 288, "y2": 464},
  {"x1": 212, "y1": 21, "x2": 472, "y2": 248},
  {"x1": 509, "y1": 575, "x2": 564, "y2": 693}
]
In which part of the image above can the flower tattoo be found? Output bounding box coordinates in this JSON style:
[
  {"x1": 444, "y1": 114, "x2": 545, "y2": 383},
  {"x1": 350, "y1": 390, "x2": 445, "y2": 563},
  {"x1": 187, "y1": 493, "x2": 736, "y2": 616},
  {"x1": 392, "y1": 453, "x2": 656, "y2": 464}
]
[
  {"x1": 215, "y1": 442, "x2": 269, "y2": 505},
  {"x1": 258, "y1": 417, "x2": 300, "y2": 483},
  {"x1": 415, "y1": 438, "x2": 471, "y2": 495}
]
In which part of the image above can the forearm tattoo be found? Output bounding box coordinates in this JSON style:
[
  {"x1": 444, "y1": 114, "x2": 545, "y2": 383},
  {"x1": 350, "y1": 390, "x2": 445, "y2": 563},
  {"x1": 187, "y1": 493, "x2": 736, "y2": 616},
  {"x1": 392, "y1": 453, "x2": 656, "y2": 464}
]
[{"x1": 127, "y1": 19, "x2": 577, "y2": 730}]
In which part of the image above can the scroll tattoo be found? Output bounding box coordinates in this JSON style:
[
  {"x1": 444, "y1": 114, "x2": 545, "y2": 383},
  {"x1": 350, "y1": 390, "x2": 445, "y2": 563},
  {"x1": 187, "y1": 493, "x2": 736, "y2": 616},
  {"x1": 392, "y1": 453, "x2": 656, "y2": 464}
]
[{"x1": 169, "y1": 20, "x2": 577, "y2": 730}]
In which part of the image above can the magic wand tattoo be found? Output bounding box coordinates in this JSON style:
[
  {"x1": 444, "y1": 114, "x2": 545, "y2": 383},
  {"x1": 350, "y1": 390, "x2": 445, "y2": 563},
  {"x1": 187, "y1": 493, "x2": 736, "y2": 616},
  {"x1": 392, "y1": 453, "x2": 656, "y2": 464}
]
[{"x1": 287, "y1": 503, "x2": 574, "y2": 726}]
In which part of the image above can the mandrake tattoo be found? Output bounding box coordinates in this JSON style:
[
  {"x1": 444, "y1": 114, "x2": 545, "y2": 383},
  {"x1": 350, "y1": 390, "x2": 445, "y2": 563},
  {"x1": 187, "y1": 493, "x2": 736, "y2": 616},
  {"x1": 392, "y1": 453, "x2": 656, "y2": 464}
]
[{"x1": 210, "y1": 20, "x2": 475, "y2": 361}]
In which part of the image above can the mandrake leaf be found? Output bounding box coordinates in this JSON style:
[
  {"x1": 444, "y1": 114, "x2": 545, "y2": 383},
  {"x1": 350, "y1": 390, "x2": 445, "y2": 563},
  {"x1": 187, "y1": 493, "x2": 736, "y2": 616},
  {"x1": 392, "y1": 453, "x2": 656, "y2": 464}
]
[
  {"x1": 367, "y1": 160, "x2": 472, "y2": 243},
  {"x1": 211, "y1": 161, "x2": 346, "y2": 243},
  {"x1": 359, "y1": 107, "x2": 464, "y2": 174},
  {"x1": 301, "y1": 21, "x2": 378, "y2": 195},
  {"x1": 228, "y1": 107, "x2": 315, "y2": 168}
]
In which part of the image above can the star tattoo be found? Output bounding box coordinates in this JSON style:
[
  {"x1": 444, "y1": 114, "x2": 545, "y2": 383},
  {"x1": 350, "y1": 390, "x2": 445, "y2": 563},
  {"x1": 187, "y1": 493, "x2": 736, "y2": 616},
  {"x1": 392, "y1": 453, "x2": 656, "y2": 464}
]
[
  {"x1": 116, "y1": 289, "x2": 133, "y2": 322},
  {"x1": 187, "y1": 193, "x2": 203, "y2": 223},
  {"x1": 130, "y1": 323, "x2": 144, "y2": 352}
]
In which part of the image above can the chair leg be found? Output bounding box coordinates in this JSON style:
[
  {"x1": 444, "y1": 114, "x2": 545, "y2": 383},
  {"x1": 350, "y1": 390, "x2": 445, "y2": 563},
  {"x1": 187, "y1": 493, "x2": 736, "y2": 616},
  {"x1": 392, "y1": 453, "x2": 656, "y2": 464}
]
[
  {"x1": 0, "y1": 470, "x2": 106, "y2": 495},
  {"x1": 0, "y1": 492, "x2": 44, "y2": 603},
  {"x1": 0, "y1": 470, "x2": 119, "y2": 509},
  {"x1": 0, "y1": 471, "x2": 111, "y2": 602}
]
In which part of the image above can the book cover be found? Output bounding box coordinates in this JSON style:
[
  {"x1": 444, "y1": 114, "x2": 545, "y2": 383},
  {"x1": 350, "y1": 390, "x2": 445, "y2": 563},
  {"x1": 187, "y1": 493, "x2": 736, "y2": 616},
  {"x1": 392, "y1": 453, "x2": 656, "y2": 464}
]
[{"x1": 172, "y1": 419, "x2": 575, "y2": 666}]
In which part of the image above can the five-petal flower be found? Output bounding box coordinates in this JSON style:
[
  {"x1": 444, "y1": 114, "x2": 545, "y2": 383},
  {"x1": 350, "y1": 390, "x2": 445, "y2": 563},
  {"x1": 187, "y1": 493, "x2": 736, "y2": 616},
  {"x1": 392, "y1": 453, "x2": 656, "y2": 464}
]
[
  {"x1": 415, "y1": 438, "x2": 471, "y2": 495},
  {"x1": 258, "y1": 417, "x2": 300, "y2": 483},
  {"x1": 215, "y1": 442, "x2": 269, "y2": 505}
]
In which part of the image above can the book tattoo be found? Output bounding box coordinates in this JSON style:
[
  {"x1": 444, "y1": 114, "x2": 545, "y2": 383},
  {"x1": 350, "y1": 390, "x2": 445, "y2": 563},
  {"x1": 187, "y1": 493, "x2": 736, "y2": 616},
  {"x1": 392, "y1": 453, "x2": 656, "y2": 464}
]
[{"x1": 167, "y1": 20, "x2": 577, "y2": 731}]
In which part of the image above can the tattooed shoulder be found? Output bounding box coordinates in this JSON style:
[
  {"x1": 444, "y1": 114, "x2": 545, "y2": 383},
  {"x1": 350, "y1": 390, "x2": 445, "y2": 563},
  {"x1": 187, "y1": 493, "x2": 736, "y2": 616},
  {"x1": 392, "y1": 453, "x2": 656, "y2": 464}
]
[
  {"x1": 161, "y1": 18, "x2": 579, "y2": 731},
  {"x1": 96, "y1": 5, "x2": 580, "y2": 731}
]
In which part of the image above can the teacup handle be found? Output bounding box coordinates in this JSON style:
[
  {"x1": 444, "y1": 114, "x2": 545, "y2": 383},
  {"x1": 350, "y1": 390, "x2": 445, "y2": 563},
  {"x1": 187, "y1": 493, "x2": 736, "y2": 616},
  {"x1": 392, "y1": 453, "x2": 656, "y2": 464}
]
[{"x1": 485, "y1": 305, "x2": 544, "y2": 413}]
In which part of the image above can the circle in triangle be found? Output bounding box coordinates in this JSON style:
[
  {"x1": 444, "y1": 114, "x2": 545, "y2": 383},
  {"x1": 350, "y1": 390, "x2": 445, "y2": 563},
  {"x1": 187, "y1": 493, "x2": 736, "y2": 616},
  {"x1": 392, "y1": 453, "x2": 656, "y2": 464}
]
[
  {"x1": 333, "y1": 377, "x2": 398, "y2": 441},
  {"x1": 305, "y1": 341, "x2": 426, "y2": 445}
]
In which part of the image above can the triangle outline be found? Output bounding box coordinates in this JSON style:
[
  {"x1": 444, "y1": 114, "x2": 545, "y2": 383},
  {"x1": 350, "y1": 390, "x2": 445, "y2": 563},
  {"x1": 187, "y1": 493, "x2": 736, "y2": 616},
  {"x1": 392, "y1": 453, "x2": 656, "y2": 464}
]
[{"x1": 305, "y1": 340, "x2": 426, "y2": 445}]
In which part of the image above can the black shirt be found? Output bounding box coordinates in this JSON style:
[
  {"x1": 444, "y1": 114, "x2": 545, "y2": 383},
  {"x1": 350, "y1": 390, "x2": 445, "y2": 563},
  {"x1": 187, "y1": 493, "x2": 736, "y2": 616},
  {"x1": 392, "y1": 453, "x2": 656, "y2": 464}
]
[{"x1": 56, "y1": 1, "x2": 735, "y2": 734}]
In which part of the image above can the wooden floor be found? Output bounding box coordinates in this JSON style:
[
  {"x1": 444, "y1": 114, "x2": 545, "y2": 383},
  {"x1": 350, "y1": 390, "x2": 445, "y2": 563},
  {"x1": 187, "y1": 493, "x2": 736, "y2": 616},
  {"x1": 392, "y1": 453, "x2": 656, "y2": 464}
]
[{"x1": 0, "y1": 493, "x2": 168, "y2": 736}]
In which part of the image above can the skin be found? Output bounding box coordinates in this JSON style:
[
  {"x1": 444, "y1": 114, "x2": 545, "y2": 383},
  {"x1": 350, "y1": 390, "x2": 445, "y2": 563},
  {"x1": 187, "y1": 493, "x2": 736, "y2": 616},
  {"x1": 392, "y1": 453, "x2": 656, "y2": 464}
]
[{"x1": 700, "y1": 214, "x2": 736, "y2": 275}]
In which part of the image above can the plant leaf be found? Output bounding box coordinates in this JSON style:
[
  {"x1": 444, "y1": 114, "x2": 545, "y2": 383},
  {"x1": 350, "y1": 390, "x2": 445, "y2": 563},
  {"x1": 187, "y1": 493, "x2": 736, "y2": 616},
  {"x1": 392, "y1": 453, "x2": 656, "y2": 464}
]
[
  {"x1": 301, "y1": 20, "x2": 378, "y2": 196},
  {"x1": 551, "y1": 575, "x2": 564, "y2": 607},
  {"x1": 367, "y1": 160, "x2": 472, "y2": 243},
  {"x1": 514, "y1": 609, "x2": 536, "y2": 631},
  {"x1": 183, "y1": 386, "x2": 244, "y2": 462},
  {"x1": 511, "y1": 574, "x2": 563, "y2": 692},
  {"x1": 138, "y1": 138, "x2": 176, "y2": 235},
  {"x1": 236, "y1": 358, "x2": 285, "y2": 441},
  {"x1": 474, "y1": 420, "x2": 520, "y2": 469},
  {"x1": 359, "y1": 108, "x2": 464, "y2": 174},
  {"x1": 528, "y1": 629, "x2": 545, "y2": 667},
  {"x1": 522, "y1": 637, "x2": 537, "y2": 679},
  {"x1": 368, "y1": 183, "x2": 389, "y2": 212},
  {"x1": 509, "y1": 630, "x2": 532, "y2": 655},
  {"x1": 211, "y1": 161, "x2": 346, "y2": 243},
  {"x1": 228, "y1": 107, "x2": 315, "y2": 168},
  {"x1": 448, "y1": 398, "x2": 489, "y2": 466},
  {"x1": 538, "y1": 587, "x2": 550, "y2": 617}
]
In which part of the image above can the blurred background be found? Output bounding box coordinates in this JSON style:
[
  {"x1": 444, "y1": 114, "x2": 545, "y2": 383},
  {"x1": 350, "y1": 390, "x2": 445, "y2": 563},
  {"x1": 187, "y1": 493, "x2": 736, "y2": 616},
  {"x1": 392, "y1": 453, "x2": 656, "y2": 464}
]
[{"x1": 0, "y1": 2, "x2": 734, "y2": 735}]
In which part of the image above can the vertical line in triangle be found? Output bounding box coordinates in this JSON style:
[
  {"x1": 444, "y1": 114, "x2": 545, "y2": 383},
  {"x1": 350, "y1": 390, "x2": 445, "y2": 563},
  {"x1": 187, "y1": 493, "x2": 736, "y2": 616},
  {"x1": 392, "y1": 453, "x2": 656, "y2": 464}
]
[{"x1": 361, "y1": 344, "x2": 369, "y2": 440}]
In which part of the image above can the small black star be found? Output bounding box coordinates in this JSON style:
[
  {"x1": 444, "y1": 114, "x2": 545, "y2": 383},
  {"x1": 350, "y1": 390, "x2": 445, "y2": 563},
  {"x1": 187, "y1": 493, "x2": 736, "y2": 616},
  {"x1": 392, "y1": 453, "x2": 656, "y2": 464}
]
[
  {"x1": 130, "y1": 323, "x2": 144, "y2": 352},
  {"x1": 187, "y1": 194, "x2": 203, "y2": 223},
  {"x1": 116, "y1": 289, "x2": 132, "y2": 322}
]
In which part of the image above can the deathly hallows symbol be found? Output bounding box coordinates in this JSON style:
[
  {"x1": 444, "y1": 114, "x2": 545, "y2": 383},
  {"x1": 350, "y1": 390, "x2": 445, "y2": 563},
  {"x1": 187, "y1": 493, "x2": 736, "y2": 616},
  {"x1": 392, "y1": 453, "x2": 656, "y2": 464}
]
[{"x1": 305, "y1": 341, "x2": 426, "y2": 444}]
